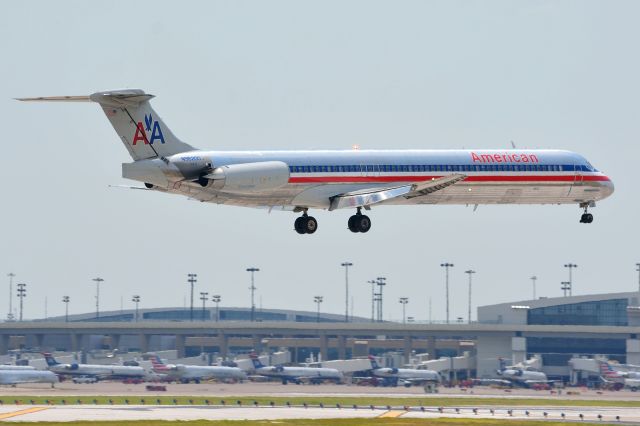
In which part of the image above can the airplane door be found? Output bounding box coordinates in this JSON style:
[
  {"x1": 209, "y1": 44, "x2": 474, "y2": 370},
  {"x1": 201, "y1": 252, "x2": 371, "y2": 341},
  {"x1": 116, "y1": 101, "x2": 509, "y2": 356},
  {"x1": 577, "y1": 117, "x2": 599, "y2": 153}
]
[{"x1": 573, "y1": 164, "x2": 584, "y2": 186}]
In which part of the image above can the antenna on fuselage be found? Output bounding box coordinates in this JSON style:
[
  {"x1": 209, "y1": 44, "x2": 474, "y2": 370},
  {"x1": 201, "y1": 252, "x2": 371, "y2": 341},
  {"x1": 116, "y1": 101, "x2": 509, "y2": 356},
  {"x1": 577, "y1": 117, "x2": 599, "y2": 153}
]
[{"x1": 510, "y1": 140, "x2": 517, "y2": 148}]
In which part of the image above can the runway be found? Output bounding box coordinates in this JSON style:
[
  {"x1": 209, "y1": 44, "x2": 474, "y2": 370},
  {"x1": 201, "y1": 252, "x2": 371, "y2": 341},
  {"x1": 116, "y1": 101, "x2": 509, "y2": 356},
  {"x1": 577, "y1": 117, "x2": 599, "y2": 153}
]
[
  {"x1": 0, "y1": 404, "x2": 638, "y2": 423},
  {"x1": 3, "y1": 381, "x2": 640, "y2": 400}
]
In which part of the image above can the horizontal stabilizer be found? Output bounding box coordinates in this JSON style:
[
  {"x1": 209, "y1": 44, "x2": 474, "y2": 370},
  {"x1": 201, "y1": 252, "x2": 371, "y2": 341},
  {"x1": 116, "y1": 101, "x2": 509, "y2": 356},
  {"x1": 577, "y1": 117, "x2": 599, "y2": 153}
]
[{"x1": 16, "y1": 95, "x2": 92, "y2": 102}]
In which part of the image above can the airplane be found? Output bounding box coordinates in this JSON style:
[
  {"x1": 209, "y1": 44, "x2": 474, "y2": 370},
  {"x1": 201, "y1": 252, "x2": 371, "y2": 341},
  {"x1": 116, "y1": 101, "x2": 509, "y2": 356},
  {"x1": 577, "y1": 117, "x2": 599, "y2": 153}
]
[
  {"x1": 368, "y1": 355, "x2": 440, "y2": 387},
  {"x1": 149, "y1": 354, "x2": 246, "y2": 383},
  {"x1": 599, "y1": 361, "x2": 640, "y2": 379},
  {"x1": 250, "y1": 354, "x2": 343, "y2": 384},
  {"x1": 496, "y1": 358, "x2": 549, "y2": 387},
  {"x1": 43, "y1": 352, "x2": 145, "y2": 380},
  {"x1": 0, "y1": 369, "x2": 58, "y2": 387},
  {"x1": 17, "y1": 89, "x2": 614, "y2": 234}
]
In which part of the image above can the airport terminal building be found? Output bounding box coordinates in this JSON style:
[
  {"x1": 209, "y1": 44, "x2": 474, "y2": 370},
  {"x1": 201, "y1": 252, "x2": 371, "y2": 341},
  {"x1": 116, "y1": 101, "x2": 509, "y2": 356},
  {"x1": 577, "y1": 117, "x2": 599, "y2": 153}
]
[
  {"x1": 3, "y1": 291, "x2": 640, "y2": 381},
  {"x1": 477, "y1": 292, "x2": 640, "y2": 378}
]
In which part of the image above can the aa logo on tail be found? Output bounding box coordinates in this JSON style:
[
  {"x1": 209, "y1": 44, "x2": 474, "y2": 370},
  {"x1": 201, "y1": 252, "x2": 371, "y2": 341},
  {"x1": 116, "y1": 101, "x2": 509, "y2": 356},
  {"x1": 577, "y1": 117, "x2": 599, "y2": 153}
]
[{"x1": 133, "y1": 114, "x2": 165, "y2": 145}]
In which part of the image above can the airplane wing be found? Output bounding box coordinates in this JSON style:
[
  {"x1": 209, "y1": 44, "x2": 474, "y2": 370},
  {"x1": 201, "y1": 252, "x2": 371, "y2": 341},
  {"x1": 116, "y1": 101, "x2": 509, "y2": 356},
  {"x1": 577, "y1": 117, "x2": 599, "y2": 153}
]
[{"x1": 328, "y1": 174, "x2": 466, "y2": 211}]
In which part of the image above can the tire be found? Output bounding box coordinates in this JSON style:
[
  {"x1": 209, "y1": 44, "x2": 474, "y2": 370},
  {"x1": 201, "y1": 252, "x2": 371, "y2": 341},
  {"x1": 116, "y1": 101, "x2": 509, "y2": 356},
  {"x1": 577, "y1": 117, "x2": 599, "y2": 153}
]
[
  {"x1": 305, "y1": 216, "x2": 318, "y2": 234},
  {"x1": 294, "y1": 217, "x2": 306, "y2": 234},
  {"x1": 348, "y1": 215, "x2": 359, "y2": 232},
  {"x1": 631, "y1": 386, "x2": 638, "y2": 392},
  {"x1": 357, "y1": 215, "x2": 372, "y2": 233},
  {"x1": 587, "y1": 213, "x2": 593, "y2": 223}
]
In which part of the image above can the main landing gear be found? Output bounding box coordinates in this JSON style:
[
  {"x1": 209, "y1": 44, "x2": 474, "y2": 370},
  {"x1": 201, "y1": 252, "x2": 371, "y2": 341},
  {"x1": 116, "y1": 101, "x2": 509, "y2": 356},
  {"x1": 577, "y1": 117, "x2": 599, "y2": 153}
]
[
  {"x1": 579, "y1": 202, "x2": 594, "y2": 224},
  {"x1": 294, "y1": 211, "x2": 318, "y2": 234},
  {"x1": 348, "y1": 208, "x2": 372, "y2": 233}
]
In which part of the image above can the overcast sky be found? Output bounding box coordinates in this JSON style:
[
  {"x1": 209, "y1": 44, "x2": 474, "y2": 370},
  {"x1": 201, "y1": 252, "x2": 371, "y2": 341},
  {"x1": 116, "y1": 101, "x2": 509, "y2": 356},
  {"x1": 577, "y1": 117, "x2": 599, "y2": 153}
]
[{"x1": 1, "y1": 0, "x2": 639, "y2": 322}]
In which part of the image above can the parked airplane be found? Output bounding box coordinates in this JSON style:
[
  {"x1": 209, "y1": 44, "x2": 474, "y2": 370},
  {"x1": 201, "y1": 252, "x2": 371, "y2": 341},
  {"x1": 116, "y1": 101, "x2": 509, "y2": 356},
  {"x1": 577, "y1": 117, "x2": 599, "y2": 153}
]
[
  {"x1": 599, "y1": 361, "x2": 640, "y2": 379},
  {"x1": 18, "y1": 90, "x2": 614, "y2": 234},
  {"x1": 0, "y1": 369, "x2": 58, "y2": 387},
  {"x1": 496, "y1": 359, "x2": 549, "y2": 386},
  {"x1": 43, "y1": 353, "x2": 145, "y2": 380},
  {"x1": 250, "y1": 354, "x2": 343, "y2": 384},
  {"x1": 149, "y1": 354, "x2": 246, "y2": 383},
  {"x1": 368, "y1": 355, "x2": 440, "y2": 387}
]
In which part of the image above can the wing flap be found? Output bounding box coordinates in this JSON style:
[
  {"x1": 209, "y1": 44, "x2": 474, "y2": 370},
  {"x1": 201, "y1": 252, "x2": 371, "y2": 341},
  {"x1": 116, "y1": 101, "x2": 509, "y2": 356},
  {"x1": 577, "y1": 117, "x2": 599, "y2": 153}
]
[{"x1": 329, "y1": 174, "x2": 466, "y2": 210}]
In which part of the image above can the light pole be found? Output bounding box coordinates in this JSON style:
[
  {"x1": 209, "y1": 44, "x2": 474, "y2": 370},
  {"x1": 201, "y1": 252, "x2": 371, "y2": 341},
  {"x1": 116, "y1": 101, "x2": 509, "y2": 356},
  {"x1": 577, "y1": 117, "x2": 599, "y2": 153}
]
[
  {"x1": 7, "y1": 273, "x2": 15, "y2": 321},
  {"x1": 212, "y1": 295, "x2": 221, "y2": 322},
  {"x1": 246, "y1": 267, "x2": 260, "y2": 322},
  {"x1": 131, "y1": 295, "x2": 140, "y2": 322},
  {"x1": 187, "y1": 273, "x2": 197, "y2": 322},
  {"x1": 530, "y1": 275, "x2": 538, "y2": 300},
  {"x1": 199, "y1": 292, "x2": 208, "y2": 321},
  {"x1": 341, "y1": 262, "x2": 353, "y2": 322},
  {"x1": 561, "y1": 281, "x2": 571, "y2": 297},
  {"x1": 399, "y1": 297, "x2": 408, "y2": 324},
  {"x1": 636, "y1": 263, "x2": 640, "y2": 293},
  {"x1": 376, "y1": 277, "x2": 386, "y2": 322},
  {"x1": 91, "y1": 277, "x2": 104, "y2": 320},
  {"x1": 465, "y1": 269, "x2": 476, "y2": 323},
  {"x1": 17, "y1": 283, "x2": 26, "y2": 322},
  {"x1": 564, "y1": 263, "x2": 577, "y2": 297},
  {"x1": 62, "y1": 296, "x2": 70, "y2": 323},
  {"x1": 314, "y1": 296, "x2": 323, "y2": 323},
  {"x1": 367, "y1": 280, "x2": 376, "y2": 323},
  {"x1": 440, "y1": 263, "x2": 454, "y2": 324}
]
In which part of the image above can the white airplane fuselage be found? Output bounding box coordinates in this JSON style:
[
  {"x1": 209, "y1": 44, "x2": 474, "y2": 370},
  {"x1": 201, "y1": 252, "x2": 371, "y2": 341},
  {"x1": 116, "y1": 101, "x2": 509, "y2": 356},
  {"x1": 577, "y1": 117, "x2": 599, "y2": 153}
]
[
  {"x1": 372, "y1": 367, "x2": 440, "y2": 382},
  {"x1": 133, "y1": 149, "x2": 613, "y2": 210},
  {"x1": 48, "y1": 364, "x2": 145, "y2": 379},
  {"x1": 255, "y1": 366, "x2": 343, "y2": 383},
  {"x1": 0, "y1": 370, "x2": 58, "y2": 386},
  {"x1": 162, "y1": 365, "x2": 246, "y2": 381}
]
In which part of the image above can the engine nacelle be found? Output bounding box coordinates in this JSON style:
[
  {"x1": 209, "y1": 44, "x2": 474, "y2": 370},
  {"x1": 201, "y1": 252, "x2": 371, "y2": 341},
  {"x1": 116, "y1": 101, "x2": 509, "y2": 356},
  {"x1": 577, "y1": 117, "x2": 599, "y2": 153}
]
[{"x1": 203, "y1": 161, "x2": 290, "y2": 194}]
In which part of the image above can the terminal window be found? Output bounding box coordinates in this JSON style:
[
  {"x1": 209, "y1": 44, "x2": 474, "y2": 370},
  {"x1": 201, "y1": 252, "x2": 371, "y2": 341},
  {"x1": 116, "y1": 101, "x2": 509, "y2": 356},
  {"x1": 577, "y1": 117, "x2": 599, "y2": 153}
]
[{"x1": 527, "y1": 299, "x2": 628, "y2": 326}]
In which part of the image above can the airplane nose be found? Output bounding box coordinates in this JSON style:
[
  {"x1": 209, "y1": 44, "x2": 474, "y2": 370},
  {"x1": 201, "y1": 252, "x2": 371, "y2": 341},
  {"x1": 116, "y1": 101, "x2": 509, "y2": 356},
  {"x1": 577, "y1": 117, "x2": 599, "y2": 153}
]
[{"x1": 601, "y1": 176, "x2": 615, "y2": 197}]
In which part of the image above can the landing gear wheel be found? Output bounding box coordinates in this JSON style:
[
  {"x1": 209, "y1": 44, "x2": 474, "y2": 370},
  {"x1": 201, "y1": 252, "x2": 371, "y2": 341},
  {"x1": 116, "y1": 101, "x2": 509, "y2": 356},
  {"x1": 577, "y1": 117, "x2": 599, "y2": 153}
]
[
  {"x1": 294, "y1": 217, "x2": 306, "y2": 234},
  {"x1": 579, "y1": 204, "x2": 594, "y2": 224},
  {"x1": 348, "y1": 215, "x2": 359, "y2": 232},
  {"x1": 304, "y1": 216, "x2": 318, "y2": 234},
  {"x1": 294, "y1": 213, "x2": 318, "y2": 234},
  {"x1": 348, "y1": 212, "x2": 372, "y2": 233},
  {"x1": 356, "y1": 215, "x2": 371, "y2": 233}
]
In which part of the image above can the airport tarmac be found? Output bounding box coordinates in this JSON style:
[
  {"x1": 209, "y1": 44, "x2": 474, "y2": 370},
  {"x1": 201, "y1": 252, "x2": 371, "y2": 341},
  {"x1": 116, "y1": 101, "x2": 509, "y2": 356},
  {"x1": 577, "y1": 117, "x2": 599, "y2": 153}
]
[
  {"x1": 0, "y1": 404, "x2": 637, "y2": 423},
  {"x1": 1, "y1": 381, "x2": 640, "y2": 401}
]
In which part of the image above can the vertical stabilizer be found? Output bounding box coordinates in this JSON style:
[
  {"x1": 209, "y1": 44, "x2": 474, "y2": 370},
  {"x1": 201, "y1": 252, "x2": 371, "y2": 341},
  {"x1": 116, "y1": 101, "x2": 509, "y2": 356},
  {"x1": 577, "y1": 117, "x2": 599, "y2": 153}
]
[{"x1": 17, "y1": 89, "x2": 196, "y2": 161}]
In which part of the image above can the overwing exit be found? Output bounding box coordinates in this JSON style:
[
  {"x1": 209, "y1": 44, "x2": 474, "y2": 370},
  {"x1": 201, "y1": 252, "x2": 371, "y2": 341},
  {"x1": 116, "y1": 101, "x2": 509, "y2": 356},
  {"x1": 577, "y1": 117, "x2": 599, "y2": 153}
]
[{"x1": 17, "y1": 90, "x2": 614, "y2": 234}]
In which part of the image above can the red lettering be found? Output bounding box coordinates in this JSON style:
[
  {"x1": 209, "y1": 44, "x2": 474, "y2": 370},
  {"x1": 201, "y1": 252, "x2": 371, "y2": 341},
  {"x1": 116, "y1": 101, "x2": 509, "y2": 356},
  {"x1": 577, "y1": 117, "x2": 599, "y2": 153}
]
[
  {"x1": 493, "y1": 154, "x2": 503, "y2": 163},
  {"x1": 471, "y1": 152, "x2": 481, "y2": 162},
  {"x1": 521, "y1": 155, "x2": 529, "y2": 163},
  {"x1": 529, "y1": 154, "x2": 539, "y2": 163},
  {"x1": 132, "y1": 122, "x2": 148, "y2": 145},
  {"x1": 481, "y1": 154, "x2": 494, "y2": 163}
]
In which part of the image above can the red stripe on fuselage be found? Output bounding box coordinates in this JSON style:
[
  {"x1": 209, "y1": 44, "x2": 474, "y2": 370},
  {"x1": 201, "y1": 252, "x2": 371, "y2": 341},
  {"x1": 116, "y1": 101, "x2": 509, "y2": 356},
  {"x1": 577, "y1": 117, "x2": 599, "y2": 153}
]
[{"x1": 288, "y1": 175, "x2": 611, "y2": 184}]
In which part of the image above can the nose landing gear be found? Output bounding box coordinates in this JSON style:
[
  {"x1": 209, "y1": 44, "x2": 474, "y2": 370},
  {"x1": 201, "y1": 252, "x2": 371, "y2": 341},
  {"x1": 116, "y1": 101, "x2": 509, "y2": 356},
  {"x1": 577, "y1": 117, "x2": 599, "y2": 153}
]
[
  {"x1": 294, "y1": 211, "x2": 318, "y2": 234},
  {"x1": 348, "y1": 207, "x2": 372, "y2": 233},
  {"x1": 579, "y1": 203, "x2": 594, "y2": 224}
]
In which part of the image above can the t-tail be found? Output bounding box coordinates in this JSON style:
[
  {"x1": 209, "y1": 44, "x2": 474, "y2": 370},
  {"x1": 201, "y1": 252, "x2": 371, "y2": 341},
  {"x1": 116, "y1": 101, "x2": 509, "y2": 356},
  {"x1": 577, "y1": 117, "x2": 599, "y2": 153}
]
[
  {"x1": 17, "y1": 89, "x2": 196, "y2": 161},
  {"x1": 42, "y1": 352, "x2": 59, "y2": 367},
  {"x1": 368, "y1": 355, "x2": 380, "y2": 369},
  {"x1": 249, "y1": 353, "x2": 265, "y2": 369}
]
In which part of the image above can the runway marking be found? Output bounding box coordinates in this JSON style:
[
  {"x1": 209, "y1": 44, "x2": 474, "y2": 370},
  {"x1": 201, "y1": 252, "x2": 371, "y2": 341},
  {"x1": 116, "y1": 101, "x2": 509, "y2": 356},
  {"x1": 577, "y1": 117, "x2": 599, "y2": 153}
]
[
  {"x1": 0, "y1": 407, "x2": 49, "y2": 419},
  {"x1": 378, "y1": 410, "x2": 405, "y2": 418}
]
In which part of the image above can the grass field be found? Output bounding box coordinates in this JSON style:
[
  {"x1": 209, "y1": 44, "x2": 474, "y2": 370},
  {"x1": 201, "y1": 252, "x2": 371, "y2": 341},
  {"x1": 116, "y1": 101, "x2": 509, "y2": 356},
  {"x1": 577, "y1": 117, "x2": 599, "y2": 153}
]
[
  {"x1": 0, "y1": 395, "x2": 638, "y2": 408},
  {"x1": 0, "y1": 419, "x2": 617, "y2": 426}
]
